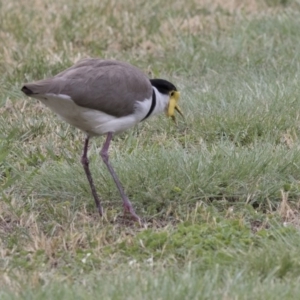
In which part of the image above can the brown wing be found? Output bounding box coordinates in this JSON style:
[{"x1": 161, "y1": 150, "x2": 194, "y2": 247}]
[{"x1": 22, "y1": 59, "x2": 153, "y2": 117}]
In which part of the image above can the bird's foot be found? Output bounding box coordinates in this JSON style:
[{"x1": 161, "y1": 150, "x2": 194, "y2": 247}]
[{"x1": 123, "y1": 199, "x2": 141, "y2": 224}]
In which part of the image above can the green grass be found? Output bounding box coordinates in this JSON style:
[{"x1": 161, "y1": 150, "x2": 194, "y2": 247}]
[{"x1": 2, "y1": 0, "x2": 300, "y2": 298}]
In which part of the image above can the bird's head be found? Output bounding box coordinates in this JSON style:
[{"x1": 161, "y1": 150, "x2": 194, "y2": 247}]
[{"x1": 150, "y1": 79, "x2": 184, "y2": 123}]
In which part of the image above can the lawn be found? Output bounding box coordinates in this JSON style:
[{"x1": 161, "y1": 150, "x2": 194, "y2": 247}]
[{"x1": 1, "y1": 0, "x2": 300, "y2": 299}]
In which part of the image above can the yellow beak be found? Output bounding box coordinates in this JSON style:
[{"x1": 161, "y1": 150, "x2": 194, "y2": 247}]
[{"x1": 167, "y1": 91, "x2": 184, "y2": 122}]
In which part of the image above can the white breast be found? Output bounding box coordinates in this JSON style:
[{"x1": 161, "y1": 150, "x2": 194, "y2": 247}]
[{"x1": 33, "y1": 93, "x2": 154, "y2": 136}]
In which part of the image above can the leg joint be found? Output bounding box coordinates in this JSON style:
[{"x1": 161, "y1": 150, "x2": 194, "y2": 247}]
[{"x1": 100, "y1": 149, "x2": 109, "y2": 162}]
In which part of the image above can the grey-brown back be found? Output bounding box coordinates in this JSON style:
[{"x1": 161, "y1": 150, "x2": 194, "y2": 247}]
[{"x1": 23, "y1": 58, "x2": 153, "y2": 117}]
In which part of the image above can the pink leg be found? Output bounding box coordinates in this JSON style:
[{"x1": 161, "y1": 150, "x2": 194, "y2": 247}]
[
  {"x1": 81, "y1": 136, "x2": 103, "y2": 216},
  {"x1": 100, "y1": 132, "x2": 141, "y2": 223}
]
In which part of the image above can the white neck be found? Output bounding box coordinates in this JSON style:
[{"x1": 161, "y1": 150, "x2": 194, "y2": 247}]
[
  {"x1": 133, "y1": 87, "x2": 169, "y2": 122},
  {"x1": 151, "y1": 87, "x2": 169, "y2": 117}
]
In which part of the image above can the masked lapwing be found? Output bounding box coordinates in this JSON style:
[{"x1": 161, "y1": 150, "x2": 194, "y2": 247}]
[{"x1": 21, "y1": 58, "x2": 183, "y2": 222}]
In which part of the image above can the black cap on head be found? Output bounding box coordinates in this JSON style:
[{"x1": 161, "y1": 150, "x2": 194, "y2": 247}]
[{"x1": 150, "y1": 79, "x2": 177, "y2": 95}]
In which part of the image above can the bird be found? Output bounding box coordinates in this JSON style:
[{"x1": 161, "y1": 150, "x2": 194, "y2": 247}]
[{"x1": 21, "y1": 58, "x2": 183, "y2": 223}]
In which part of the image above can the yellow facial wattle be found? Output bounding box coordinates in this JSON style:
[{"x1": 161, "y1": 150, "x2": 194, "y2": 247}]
[{"x1": 167, "y1": 91, "x2": 183, "y2": 122}]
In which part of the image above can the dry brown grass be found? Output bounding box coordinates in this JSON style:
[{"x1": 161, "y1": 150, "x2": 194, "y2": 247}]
[{"x1": 0, "y1": 0, "x2": 290, "y2": 75}]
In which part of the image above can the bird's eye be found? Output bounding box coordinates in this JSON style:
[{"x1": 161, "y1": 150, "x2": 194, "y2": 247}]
[{"x1": 170, "y1": 91, "x2": 174, "y2": 97}]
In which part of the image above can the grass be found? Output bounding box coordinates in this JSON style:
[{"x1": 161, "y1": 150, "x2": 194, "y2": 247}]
[{"x1": 2, "y1": 0, "x2": 300, "y2": 298}]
